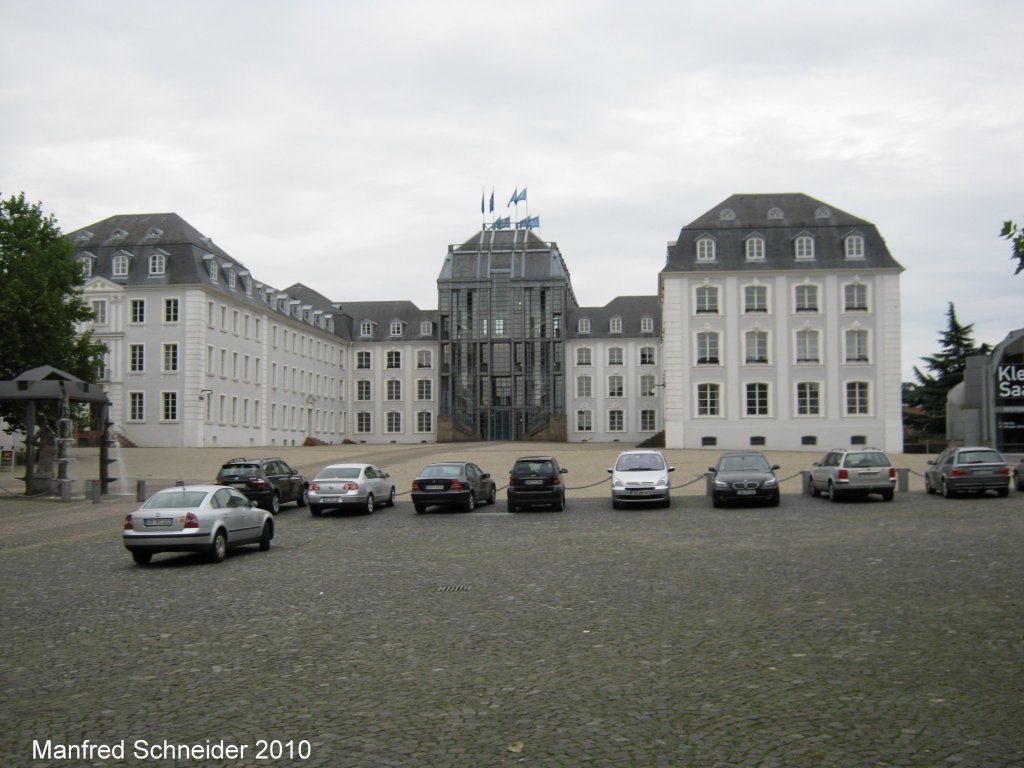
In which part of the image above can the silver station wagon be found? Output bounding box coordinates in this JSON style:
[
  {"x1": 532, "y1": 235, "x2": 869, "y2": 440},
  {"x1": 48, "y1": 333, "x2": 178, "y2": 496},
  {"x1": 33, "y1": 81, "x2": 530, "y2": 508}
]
[
  {"x1": 809, "y1": 448, "x2": 895, "y2": 502},
  {"x1": 925, "y1": 446, "x2": 1011, "y2": 498}
]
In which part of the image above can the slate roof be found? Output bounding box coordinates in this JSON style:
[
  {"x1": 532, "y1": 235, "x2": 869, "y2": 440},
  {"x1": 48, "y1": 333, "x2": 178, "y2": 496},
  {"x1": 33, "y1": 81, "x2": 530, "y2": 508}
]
[
  {"x1": 334, "y1": 300, "x2": 439, "y2": 342},
  {"x1": 663, "y1": 193, "x2": 904, "y2": 274},
  {"x1": 569, "y1": 296, "x2": 660, "y2": 340}
]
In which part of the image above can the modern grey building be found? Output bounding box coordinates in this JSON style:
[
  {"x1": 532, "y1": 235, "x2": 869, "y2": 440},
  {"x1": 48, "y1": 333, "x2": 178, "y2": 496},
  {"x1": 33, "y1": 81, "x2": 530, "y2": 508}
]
[{"x1": 947, "y1": 328, "x2": 1024, "y2": 452}]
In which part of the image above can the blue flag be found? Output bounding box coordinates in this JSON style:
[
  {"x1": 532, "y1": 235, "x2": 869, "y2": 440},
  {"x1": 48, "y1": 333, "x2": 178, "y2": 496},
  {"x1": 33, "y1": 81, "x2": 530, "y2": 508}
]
[
  {"x1": 494, "y1": 217, "x2": 511, "y2": 229},
  {"x1": 517, "y1": 215, "x2": 539, "y2": 229},
  {"x1": 489, "y1": 190, "x2": 495, "y2": 213},
  {"x1": 518, "y1": 187, "x2": 527, "y2": 204},
  {"x1": 507, "y1": 188, "x2": 518, "y2": 207},
  {"x1": 481, "y1": 190, "x2": 485, "y2": 215}
]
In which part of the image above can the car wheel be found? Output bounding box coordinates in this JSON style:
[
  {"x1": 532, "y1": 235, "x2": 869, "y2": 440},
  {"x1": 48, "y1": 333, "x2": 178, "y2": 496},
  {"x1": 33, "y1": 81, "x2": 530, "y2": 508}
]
[
  {"x1": 828, "y1": 482, "x2": 840, "y2": 502},
  {"x1": 269, "y1": 493, "x2": 281, "y2": 514},
  {"x1": 465, "y1": 492, "x2": 476, "y2": 512},
  {"x1": 414, "y1": 503, "x2": 426, "y2": 515},
  {"x1": 997, "y1": 487, "x2": 1009, "y2": 498},
  {"x1": 131, "y1": 550, "x2": 153, "y2": 565},
  {"x1": 769, "y1": 492, "x2": 780, "y2": 507},
  {"x1": 924, "y1": 475, "x2": 935, "y2": 494},
  {"x1": 662, "y1": 495, "x2": 672, "y2": 509},
  {"x1": 310, "y1": 504, "x2": 323, "y2": 517},
  {"x1": 259, "y1": 522, "x2": 273, "y2": 551},
  {"x1": 486, "y1": 485, "x2": 496, "y2": 505},
  {"x1": 552, "y1": 494, "x2": 563, "y2": 512},
  {"x1": 612, "y1": 498, "x2": 621, "y2": 510},
  {"x1": 711, "y1": 495, "x2": 722, "y2": 508},
  {"x1": 365, "y1": 494, "x2": 375, "y2": 515},
  {"x1": 809, "y1": 478, "x2": 821, "y2": 498},
  {"x1": 387, "y1": 486, "x2": 396, "y2": 507},
  {"x1": 296, "y1": 486, "x2": 308, "y2": 508},
  {"x1": 882, "y1": 489, "x2": 894, "y2": 502},
  {"x1": 209, "y1": 530, "x2": 227, "y2": 563},
  {"x1": 942, "y1": 479, "x2": 956, "y2": 499},
  {"x1": 508, "y1": 502, "x2": 519, "y2": 513}
]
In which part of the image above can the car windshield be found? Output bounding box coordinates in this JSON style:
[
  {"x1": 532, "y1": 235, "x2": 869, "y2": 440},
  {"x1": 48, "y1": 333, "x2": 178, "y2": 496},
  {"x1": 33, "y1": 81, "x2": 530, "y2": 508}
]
[
  {"x1": 719, "y1": 455, "x2": 770, "y2": 472},
  {"x1": 316, "y1": 467, "x2": 361, "y2": 480},
  {"x1": 515, "y1": 461, "x2": 553, "y2": 475},
  {"x1": 615, "y1": 454, "x2": 665, "y2": 471},
  {"x1": 958, "y1": 450, "x2": 1003, "y2": 464},
  {"x1": 143, "y1": 491, "x2": 208, "y2": 509},
  {"x1": 420, "y1": 464, "x2": 464, "y2": 479},
  {"x1": 844, "y1": 453, "x2": 890, "y2": 468},
  {"x1": 219, "y1": 465, "x2": 259, "y2": 478}
]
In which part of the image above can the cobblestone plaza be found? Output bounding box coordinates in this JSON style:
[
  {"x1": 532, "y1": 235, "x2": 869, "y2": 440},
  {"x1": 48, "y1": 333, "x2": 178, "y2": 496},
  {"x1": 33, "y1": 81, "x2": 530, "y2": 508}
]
[{"x1": 1, "y1": 443, "x2": 1021, "y2": 767}]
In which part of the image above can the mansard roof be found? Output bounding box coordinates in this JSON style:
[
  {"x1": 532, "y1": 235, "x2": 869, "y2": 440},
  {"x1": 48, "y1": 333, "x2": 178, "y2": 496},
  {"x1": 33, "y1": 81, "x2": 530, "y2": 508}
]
[
  {"x1": 334, "y1": 300, "x2": 438, "y2": 341},
  {"x1": 663, "y1": 193, "x2": 904, "y2": 273},
  {"x1": 569, "y1": 296, "x2": 660, "y2": 339}
]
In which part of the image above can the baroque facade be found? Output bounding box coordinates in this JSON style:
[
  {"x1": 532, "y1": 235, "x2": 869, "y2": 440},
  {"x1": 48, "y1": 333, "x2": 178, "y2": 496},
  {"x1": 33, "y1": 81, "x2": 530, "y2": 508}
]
[{"x1": 70, "y1": 194, "x2": 904, "y2": 451}]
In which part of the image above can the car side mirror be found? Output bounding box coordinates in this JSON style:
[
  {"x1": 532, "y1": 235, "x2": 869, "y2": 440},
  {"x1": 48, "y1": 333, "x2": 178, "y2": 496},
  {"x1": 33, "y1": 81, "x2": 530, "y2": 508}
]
[
  {"x1": 812, "y1": 462, "x2": 820, "y2": 467},
  {"x1": 668, "y1": 466, "x2": 675, "y2": 472},
  {"x1": 771, "y1": 465, "x2": 780, "y2": 470},
  {"x1": 927, "y1": 460, "x2": 935, "y2": 465},
  {"x1": 560, "y1": 468, "x2": 568, "y2": 474},
  {"x1": 482, "y1": 473, "x2": 491, "y2": 479},
  {"x1": 708, "y1": 467, "x2": 716, "y2": 473},
  {"x1": 607, "y1": 468, "x2": 613, "y2": 474}
]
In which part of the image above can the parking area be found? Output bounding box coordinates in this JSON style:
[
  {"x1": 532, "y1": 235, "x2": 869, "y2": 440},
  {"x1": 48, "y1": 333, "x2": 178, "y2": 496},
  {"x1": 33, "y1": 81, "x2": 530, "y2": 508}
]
[{"x1": 1, "y1": 443, "x2": 1021, "y2": 767}]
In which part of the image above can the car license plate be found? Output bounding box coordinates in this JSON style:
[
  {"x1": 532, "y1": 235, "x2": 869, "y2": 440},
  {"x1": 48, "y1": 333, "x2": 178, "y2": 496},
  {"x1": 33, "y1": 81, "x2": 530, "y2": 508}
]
[
  {"x1": 144, "y1": 518, "x2": 173, "y2": 527},
  {"x1": 628, "y1": 489, "x2": 653, "y2": 495},
  {"x1": 858, "y1": 471, "x2": 878, "y2": 477},
  {"x1": 525, "y1": 479, "x2": 544, "y2": 485},
  {"x1": 737, "y1": 490, "x2": 756, "y2": 495},
  {"x1": 320, "y1": 496, "x2": 340, "y2": 503},
  {"x1": 426, "y1": 484, "x2": 444, "y2": 490}
]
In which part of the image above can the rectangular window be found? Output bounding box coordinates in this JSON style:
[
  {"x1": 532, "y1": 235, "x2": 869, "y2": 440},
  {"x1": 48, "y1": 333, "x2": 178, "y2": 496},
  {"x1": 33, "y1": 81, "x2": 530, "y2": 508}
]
[
  {"x1": 163, "y1": 298, "x2": 179, "y2": 322},
  {"x1": 610, "y1": 317, "x2": 623, "y2": 333},
  {"x1": 608, "y1": 347, "x2": 623, "y2": 366},
  {"x1": 795, "y1": 330, "x2": 820, "y2": 363},
  {"x1": 846, "y1": 382, "x2": 870, "y2": 415},
  {"x1": 640, "y1": 346, "x2": 655, "y2": 365},
  {"x1": 745, "y1": 237, "x2": 765, "y2": 261},
  {"x1": 745, "y1": 331, "x2": 769, "y2": 364},
  {"x1": 640, "y1": 374, "x2": 656, "y2": 397},
  {"x1": 356, "y1": 412, "x2": 372, "y2": 433},
  {"x1": 129, "y1": 392, "x2": 144, "y2": 421},
  {"x1": 130, "y1": 299, "x2": 145, "y2": 324},
  {"x1": 744, "y1": 285, "x2": 768, "y2": 313},
  {"x1": 386, "y1": 351, "x2": 401, "y2": 369},
  {"x1": 390, "y1": 320, "x2": 403, "y2": 336},
  {"x1": 129, "y1": 344, "x2": 144, "y2": 373},
  {"x1": 356, "y1": 380, "x2": 371, "y2": 401},
  {"x1": 161, "y1": 391, "x2": 177, "y2": 421},
  {"x1": 844, "y1": 284, "x2": 868, "y2": 312},
  {"x1": 696, "y1": 286, "x2": 719, "y2": 314},
  {"x1": 640, "y1": 316, "x2": 654, "y2": 333},
  {"x1": 360, "y1": 321, "x2": 373, "y2": 337},
  {"x1": 417, "y1": 380, "x2": 432, "y2": 400},
  {"x1": 640, "y1": 409, "x2": 656, "y2": 431},
  {"x1": 420, "y1": 321, "x2": 433, "y2": 336},
  {"x1": 417, "y1": 350, "x2": 432, "y2": 369},
  {"x1": 745, "y1": 383, "x2": 769, "y2": 416},
  {"x1": 576, "y1": 348, "x2": 592, "y2": 366},
  {"x1": 576, "y1": 409, "x2": 593, "y2": 432},
  {"x1": 576, "y1": 376, "x2": 592, "y2": 399},
  {"x1": 578, "y1": 318, "x2": 591, "y2": 334},
  {"x1": 697, "y1": 383, "x2": 720, "y2": 416},
  {"x1": 796, "y1": 382, "x2": 821, "y2": 415},
  {"x1": 357, "y1": 351, "x2": 371, "y2": 370},
  {"x1": 386, "y1": 412, "x2": 402, "y2": 433},
  {"x1": 386, "y1": 380, "x2": 402, "y2": 400},
  {"x1": 91, "y1": 300, "x2": 107, "y2": 324},
  {"x1": 416, "y1": 411, "x2": 433, "y2": 432},
  {"x1": 795, "y1": 236, "x2": 815, "y2": 260},
  {"x1": 795, "y1": 285, "x2": 819, "y2": 312},
  {"x1": 608, "y1": 375, "x2": 624, "y2": 398},
  {"x1": 162, "y1": 343, "x2": 178, "y2": 372},
  {"x1": 845, "y1": 235, "x2": 865, "y2": 259},
  {"x1": 696, "y1": 332, "x2": 719, "y2": 365},
  {"x1": 608, "y1": 410, "x2": 624, "y2": 432},
  {"x1": 845, "y1": 330, "x2": 869, "y2": 363}
]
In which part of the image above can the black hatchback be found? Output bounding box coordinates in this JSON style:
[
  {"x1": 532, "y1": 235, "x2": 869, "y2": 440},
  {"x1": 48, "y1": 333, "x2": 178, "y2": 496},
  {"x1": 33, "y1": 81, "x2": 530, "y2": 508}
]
[
  {"x1": 507, "y1": 456, "x2": 568, "y2": 512},
  {"x1": 215, "y1": 457, "x2": 308, "y2": 513}
]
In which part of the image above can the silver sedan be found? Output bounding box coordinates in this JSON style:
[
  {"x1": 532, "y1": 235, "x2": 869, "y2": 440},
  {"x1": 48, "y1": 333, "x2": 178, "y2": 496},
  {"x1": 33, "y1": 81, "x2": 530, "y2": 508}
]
[
  {"x1": 123, "y1": 484, "x2": 274, "y2": 565},
  {"x1": 308, "y1": 463, "x2": 396, "y2": 516}
]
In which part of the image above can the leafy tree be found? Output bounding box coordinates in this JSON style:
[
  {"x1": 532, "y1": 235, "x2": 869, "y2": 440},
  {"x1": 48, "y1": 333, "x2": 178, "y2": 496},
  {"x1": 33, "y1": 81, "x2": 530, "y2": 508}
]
[
  {"x1": 0, "y1": 192, "x2": 106, "y2": 430},
  {"x1": 1001, "y1": 219, "x2": 1024, "y2": 275},
  {"x1": 906, "y1": 303, "x2": 989, "y2": 435}
]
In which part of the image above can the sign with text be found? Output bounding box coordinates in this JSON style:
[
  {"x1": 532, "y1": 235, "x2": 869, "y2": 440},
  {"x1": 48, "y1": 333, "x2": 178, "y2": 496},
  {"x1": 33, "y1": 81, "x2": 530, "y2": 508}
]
[{"x1": 995, "y1": 364, "x2": 1024, "y2": 403}]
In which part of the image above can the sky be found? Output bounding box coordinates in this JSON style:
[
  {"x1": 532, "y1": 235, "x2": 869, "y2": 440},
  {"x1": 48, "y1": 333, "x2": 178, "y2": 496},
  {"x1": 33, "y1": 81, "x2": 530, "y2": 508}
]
[{"x1": 2, "y1": 0, "x2": 1021, "y2": 380}]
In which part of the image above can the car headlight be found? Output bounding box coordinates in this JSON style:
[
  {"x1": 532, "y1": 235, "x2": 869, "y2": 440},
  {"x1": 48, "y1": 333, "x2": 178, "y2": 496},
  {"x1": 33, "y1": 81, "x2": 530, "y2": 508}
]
[
  {"x1": 657, "y1": 475, "x2": 669, "y2": 487},
  {"x1": 612, "y1": 478, "x2": 624, "y2": 488},
  {"x1": 763, "y1": 477, "x2": 778, "y2": 487},
  {"x1": 714, "y1": 479, "x2": 728, "y2": 489}
]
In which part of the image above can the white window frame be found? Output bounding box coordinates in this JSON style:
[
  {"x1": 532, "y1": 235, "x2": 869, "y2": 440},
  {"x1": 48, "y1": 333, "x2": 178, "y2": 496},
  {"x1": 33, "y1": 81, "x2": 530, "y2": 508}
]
[
  {"x1": 576, "y1": 347, "x2": 592, "y2": 366},
  {"x1": 696, "y1": 332, "x2": 720, "y2": 365},
  {"x1": 794, "y1": 284, "x2": 819, "y2": 313},
  {"x1": 576, "y1": 409, "x2": 593, "y2": 432},
  {"x1": 578, "y1": 318, "x2": 591, "y2": 334},
  {"x1": 844, "y1": 283, "x2": 869, "y2": 312},
  {"x1": 576, "y1": 375, "x2": 592, "y2": 399},
  {"x1": 845, "y1": 329, "x2": 870, "y2": 363},
  {"x1": 744, "y1": 330, "x2": 769, "y2": 364},
  {"x1": 845, "y1": 381, "x2": 871, "y2": 415},
  {"x1": 796, "y1": 381, "x2": 822, "y2": 416},
  {"x1": 795, "y1": 329, "x2": 820, "y2": 364},
  {"x1": 609, "y1": 316, "x2": 623, "y2": 334},
  {"x1": 608, "y1": 347, "x2": 624, "y2": 366},
  {"x1": 744, "y1": 284, "x2": 768, "y2": 314},
  {"x1": 696, "y1": 383, "x2": 721, "y2": 417},
  {"x1": 696, "y1": 237, "x2": 716, "y2": 262},
  {"x1": 795, "y1": 235, "x2": 815, "y2": 260},
  {"x1": 845, "y1": 234, "x2": 865, "y2": 259},
  {"x1": 745, "y1": 236, "x2": 765, "y2": 261},
  {"x1": 745, "y1": 382, "x2": 770, "y2": 417},
  {"x1": 695, "y1": 285, "x2": 719, "y2": 314}
]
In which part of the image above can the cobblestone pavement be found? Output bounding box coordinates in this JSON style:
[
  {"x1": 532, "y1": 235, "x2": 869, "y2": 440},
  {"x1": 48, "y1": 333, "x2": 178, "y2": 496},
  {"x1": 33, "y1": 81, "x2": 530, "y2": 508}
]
[{"x1": 1, "y1": 445, "x2": 1021, "y2": 767}]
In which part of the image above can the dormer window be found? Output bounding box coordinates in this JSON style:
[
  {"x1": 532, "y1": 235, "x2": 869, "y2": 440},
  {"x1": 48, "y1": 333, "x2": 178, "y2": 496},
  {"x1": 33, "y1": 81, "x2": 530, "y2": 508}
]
[
  {"x1": 360, "y1": 321, "x2": 373, "y2": 338},
  {"x1": 794, "y1": 235, "x2": 815, "y2": 260},
  {"x1": 110, "y1": 228, "x2": 129, "y2": 241},
  {"x1": 75, "y1": 230, "x2": 93, "y2": 244},
  {"x1": 241, "y1": 272, "x2": 252, "y2": 296},
  {"x1": 845, "y1": 234, "x2": 865, "y2": 259},
  {"x1": 389, "y1": 320, "x2": 404, "y2": 337},
  {"x1": 640, "y1": 315, "x2": 654, "y2": 333},
  {"x1": 719, "y1": 208, "x2": 736, "y2": 221},
  {"x1": 814, "y1": 206, "x2": 832, "y2": 219},
  {"x1": 112, "y1": 251, "x2": 130, "y2": 277},
  {"x1": 767, "y1": 207, "x2": 784, "y2": 220},
  {"x1": 226, "y1": 268, "x2": 236, "y2": 289},
  {"x1": 148, "y1": 251, "x2": 167, "y2": 275},
  {"x1": 420, "y1": 321, "x2": 433, "y2": 336},
  {"x1": 745, "y1": 235, "x2": 765, "y2": 261},
  {"x1": 578, "y1": 318, "x2": 591, "y2": 334},
  {"x1": 78, "y1": 256, "x2": 93, "y2": 278},
  {"x1": 609, "y1": 316, "x2": 622, "y2": 334},
  {"x1": 204, "y1": 255, "x2": 218, "y2": 281},
  {"x1": 143, "y1": 227, "x2": 163, "y2": 240},
  {"x1": 696, "y1": 237, "x2": 716, "y2": 262},
  {"x1": 302, "y1": 307, "x2": 312, "y2": 323},
  {"x1": 325, "y1": 316, "x2": 335, "y2": 333}
]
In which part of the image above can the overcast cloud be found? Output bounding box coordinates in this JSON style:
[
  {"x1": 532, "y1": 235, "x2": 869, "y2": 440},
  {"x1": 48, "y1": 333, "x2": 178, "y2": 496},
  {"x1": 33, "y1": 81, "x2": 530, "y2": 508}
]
[{"x1": 2, "y1": 0, "x2": 1021, "y2": 378}]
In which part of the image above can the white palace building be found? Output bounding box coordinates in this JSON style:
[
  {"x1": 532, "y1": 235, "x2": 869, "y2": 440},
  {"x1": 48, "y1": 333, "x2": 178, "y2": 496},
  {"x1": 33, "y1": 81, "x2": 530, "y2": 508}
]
[{"x1": 70, "y1": 193, "x2": 904, "y2": 452}]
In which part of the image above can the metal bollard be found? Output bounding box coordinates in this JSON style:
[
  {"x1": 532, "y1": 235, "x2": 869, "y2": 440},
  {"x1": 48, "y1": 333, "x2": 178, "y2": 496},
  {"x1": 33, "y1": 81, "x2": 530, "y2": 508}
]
[
  {"x1": 801, "y1": 470, "x2": 812, "y2": 495},
  {"x1": 705, "y1": 471, "x2": 715, "y2": 496},
  {"x1": 90, "y1": 479, "x2": 101, "y2": 504},
  {"x1": 896, "y1": 467, "x2": 909, "y2": 493},
  {"x1": 136, "y1": 479, "x2": 146, "y2": 502}
]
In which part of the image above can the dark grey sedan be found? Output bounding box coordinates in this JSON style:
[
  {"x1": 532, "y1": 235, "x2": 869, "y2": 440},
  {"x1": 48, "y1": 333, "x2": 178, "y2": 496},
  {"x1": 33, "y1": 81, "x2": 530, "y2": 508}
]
[
  {"x1": 710, "y1": 452, "x2": 780, "y2": 507},
  {"x1": 925, "y1": 447, "x2": 1011, "y2": 498},
  {"x1": 411, "y1": 462, "x2": 497, "y2": 513}
]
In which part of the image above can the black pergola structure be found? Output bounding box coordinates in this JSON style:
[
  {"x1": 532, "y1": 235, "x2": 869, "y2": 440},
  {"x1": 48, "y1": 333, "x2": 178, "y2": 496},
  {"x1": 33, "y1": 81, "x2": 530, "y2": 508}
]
[{"x1": 0, "y1": 366, "x2": 113, "y2": 497}]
